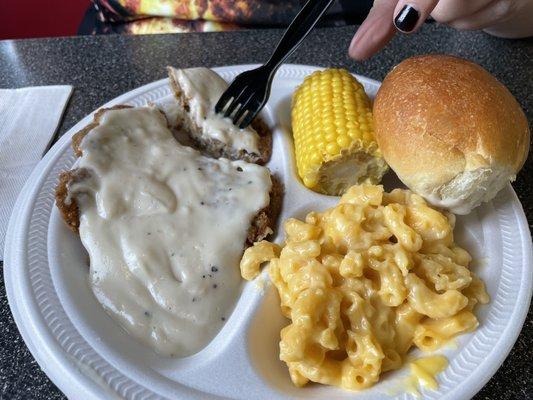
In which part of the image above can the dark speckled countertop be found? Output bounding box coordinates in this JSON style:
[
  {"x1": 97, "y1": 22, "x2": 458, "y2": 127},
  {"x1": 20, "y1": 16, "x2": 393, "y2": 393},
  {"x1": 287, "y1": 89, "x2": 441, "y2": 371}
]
[{"x1": 0, "y1": 24, "x2": 531, "y2": 399}]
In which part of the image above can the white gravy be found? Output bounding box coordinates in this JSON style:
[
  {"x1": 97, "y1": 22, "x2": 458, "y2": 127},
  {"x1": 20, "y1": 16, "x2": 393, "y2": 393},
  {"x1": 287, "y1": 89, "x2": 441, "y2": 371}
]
[
  {"x1": 171, "y1": 67, "x2": 261, "y2": 155},
  {"x1": 70, "y1": 106, "x2": 271, "y2": 357}
]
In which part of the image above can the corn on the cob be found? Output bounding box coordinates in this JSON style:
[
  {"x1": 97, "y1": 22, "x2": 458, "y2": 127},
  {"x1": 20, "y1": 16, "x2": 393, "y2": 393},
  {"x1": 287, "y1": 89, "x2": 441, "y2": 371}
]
[{"x1": 291, "y1": 69, "x2": 388, "y2": 195}]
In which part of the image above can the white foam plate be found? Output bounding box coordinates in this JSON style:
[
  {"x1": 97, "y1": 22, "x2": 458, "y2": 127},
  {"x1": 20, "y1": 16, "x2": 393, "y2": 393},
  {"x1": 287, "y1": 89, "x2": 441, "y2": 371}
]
[{"x1": 4, "y1": 64, "x2": 532, "y2": 400}]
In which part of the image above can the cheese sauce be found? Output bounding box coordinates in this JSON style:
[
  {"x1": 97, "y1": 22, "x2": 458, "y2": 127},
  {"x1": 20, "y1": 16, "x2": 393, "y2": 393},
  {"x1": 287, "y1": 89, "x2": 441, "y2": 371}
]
[
  {"x1": 70, "y1": 106, "x2": 271, "y2": 357},
  {"x1": 170, "y1": 67, "x2": 261, "y2": 155},
  {"x1": 387, "y1": 355, "x2": 448, "y2": 397},
  {"x1": 407, "y1": 355, "x2": 448, "y2": 392}
]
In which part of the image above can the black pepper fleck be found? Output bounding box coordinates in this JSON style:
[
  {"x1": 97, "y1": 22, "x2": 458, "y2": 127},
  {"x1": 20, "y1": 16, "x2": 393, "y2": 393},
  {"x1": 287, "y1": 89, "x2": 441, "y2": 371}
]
[
  {"x1": 248, "y1": 181, "x2": 252, "y2": 184},
  {"x1": 171, "y1": 252, "x2": 175, "y2": 257},
  {"x1": 213, "y1": 284, "x2": 217, "y2": 289},
  {"x1": 237, "y1": 167, "x2": 243, "y2": 172},
  {"x1": 202, "y1": 275, "x2": 206, "y2": 278},
  {"x1": 147, "y1": 232, "x2": 151, "y2": 236},
  {"x1": 221, "y1": 317, "x2": 225, "y2": 321},
  {"x1": 211, "y1": 266, "x2": 218, "y2": 272},
  {"x1": 144, "y1": 311, "x2": 151, "y2": 317},
  {"x1": 228, "y1": 188, "x2": 232, "y2": 191},
  {"x1": 198, "y1": 167, "x2": 202, "y2": 171},
  {"x1": 192, "y1": 297, "x2": 196, "y2": 302},
  {"x1": 200, "y1": 201, "x2": 205, "y2": 205}
]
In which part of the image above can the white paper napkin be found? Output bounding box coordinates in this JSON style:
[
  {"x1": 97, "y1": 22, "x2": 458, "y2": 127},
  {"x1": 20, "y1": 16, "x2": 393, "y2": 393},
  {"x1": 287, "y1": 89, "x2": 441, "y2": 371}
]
[{"x1": 0, "y1": 85, "x2": 73, "y2": 259}]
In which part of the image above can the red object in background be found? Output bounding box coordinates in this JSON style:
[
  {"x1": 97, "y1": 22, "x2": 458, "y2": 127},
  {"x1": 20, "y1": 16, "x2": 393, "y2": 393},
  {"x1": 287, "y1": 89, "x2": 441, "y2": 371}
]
[{"x1": 0, "y1": 1, "x2": 90, "y2": 40}]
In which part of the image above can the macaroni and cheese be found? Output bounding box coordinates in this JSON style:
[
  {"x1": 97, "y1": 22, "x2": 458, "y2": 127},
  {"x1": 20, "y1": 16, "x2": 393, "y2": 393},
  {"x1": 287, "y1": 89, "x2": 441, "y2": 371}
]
[{"x1": 240, "y1": 184, "x2": 489, "y2": 390}]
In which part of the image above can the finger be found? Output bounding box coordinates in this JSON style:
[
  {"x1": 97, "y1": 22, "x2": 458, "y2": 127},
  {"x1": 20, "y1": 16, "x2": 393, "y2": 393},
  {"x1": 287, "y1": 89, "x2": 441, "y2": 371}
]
[
  {"x1": 431, "y1": 0, "x2": 496, "y2": 23},
  {"x1": 447, "y1": 0, "x2": 517, "y2": 30},
  {"x1": 483, "y1": 0, "x2": 533, "y2": 38},
  {"x1": 349, "y1": 0, "x2": 398, "y2": 60},
  {"x1": 393, "y1": 0, "x2": 439, "y2": 33}
]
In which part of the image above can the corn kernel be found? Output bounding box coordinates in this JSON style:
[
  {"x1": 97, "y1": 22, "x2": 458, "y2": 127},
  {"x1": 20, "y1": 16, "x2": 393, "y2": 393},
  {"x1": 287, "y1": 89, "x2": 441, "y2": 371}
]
[
  {"x1": 337, "y1": 135, "x2": 351, "y2": 148},
  {"x1": 326, "y1": 142, "x2": 339, "y2": 155}
]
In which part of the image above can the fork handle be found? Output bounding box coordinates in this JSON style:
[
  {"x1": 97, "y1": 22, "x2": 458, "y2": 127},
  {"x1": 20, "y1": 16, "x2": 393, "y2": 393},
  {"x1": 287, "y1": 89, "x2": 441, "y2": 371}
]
[{"x1": 265, "y1": 0, "x2": 335, "y2": 71}]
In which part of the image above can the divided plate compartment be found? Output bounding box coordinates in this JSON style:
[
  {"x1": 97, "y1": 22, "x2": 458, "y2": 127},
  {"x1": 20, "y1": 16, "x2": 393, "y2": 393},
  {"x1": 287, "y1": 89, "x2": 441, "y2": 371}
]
[{"x1": 4, "y1": 65, "x2": 532, "y2": 400}]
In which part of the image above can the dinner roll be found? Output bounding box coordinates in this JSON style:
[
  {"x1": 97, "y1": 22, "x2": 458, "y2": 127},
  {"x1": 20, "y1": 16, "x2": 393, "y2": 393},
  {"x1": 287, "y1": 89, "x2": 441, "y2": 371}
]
[{"x1": 373, "y1": 55, "x2": 530, "y2": 214}]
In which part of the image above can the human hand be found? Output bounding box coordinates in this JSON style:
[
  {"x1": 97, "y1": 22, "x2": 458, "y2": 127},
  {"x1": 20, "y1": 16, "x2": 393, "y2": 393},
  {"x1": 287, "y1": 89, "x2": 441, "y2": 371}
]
[{"x1": 349, "y1": 0, "x2": 533, "y2": 60}]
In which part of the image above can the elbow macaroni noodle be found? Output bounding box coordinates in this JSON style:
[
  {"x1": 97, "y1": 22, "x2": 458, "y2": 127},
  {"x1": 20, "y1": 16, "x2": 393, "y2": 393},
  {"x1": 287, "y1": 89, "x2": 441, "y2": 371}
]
[{"x1": 240, "y1": 184, "x2": 489, "y2": 390}]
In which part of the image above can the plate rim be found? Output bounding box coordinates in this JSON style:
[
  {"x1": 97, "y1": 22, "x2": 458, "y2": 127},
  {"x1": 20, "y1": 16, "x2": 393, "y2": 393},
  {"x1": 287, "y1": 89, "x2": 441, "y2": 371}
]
[{"x1": 3, "y1": 63, "x2": 532, "y2": 400}]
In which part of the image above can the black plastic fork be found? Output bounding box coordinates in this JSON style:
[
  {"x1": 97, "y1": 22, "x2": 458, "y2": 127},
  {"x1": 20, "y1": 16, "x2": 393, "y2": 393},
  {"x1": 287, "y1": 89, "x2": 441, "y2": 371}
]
[{"x1": 214, "y1": 0, "x2": 335, "y2": 129}]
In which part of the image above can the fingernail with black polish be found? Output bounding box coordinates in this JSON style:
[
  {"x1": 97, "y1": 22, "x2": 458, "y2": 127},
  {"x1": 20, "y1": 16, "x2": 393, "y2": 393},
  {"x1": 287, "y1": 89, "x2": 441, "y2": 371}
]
[{"x1": 394, "y1": 5, "x2": 419, "y2": 33}]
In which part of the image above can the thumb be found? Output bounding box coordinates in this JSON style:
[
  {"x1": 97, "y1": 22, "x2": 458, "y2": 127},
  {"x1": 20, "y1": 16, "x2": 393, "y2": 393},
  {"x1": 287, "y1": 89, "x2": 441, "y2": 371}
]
[{"x1": 393, "y1": 0, "x2": 440, "y2": 33}]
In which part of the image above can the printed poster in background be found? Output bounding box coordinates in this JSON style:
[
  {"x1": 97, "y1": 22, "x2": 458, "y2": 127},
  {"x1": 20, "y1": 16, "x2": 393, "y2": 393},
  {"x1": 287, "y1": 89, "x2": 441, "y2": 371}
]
[{"x1": 81, "y1": 0, "x2": 373, "y2": 34}]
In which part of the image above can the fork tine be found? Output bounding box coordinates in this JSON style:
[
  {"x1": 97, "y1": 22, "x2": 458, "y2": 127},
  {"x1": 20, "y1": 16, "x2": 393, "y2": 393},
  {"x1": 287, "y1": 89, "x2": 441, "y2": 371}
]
[
  {"x1": 215, "y1": 75, "x2": 248, "y2": 114},
  {"x1": 231, "y1": 91, "x2": 256, "y2": 126},
  {"x1": 215, "y1": 80, "x2": 242, "y2": 114},
  {"x1": 232, "y1": 106, "x2": 249, "y2": 127},
  {"x1": 214, "y1": 89, "x2": 234, "y2": 114},
  {"x1": 223, "y1": 84, "x2": 255, "y2": 118},
  {"x1": 223, "y1": 97, "x2": 242, "y2": 119},
  {"x1": 238, "y1": 99, "x2": 261, "y2": 129}
]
